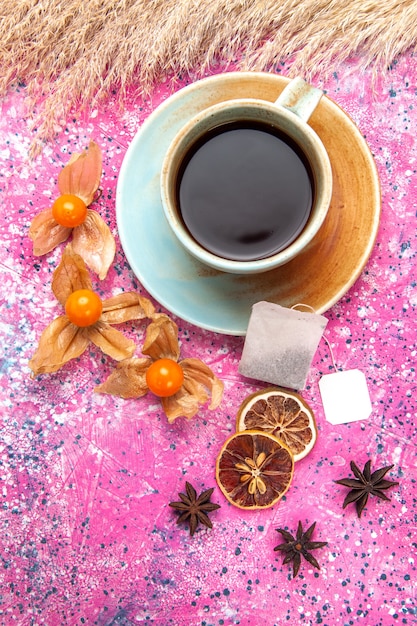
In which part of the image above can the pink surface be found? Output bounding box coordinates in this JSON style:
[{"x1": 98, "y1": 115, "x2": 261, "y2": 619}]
[{"x1": 0, "y1": 55, "x2": 416, "y2": 625}]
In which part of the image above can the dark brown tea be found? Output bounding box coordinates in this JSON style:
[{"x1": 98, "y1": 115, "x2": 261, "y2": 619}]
[{"x1": 176, "y1": 121, "x2": 315, "y2": 261}]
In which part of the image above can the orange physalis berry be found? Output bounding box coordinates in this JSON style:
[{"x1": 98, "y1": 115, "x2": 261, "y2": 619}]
[
  {"x1": 65, "y1": 289, "x2": 103, "y2": 327},
  {"x1": 146, "y1": 358, "x2": 184, "y2": 397},
  {"x1": 52, "y1": 194, "x2": 88, "y2": 228}
]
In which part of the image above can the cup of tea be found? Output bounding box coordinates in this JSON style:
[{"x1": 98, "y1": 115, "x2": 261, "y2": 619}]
[{"x1": 160, "y1": 77, "x2": 333, "y2": 274}]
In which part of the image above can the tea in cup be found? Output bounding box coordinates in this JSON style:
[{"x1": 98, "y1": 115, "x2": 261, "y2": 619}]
[{"x1": 160, "y1": 77, "x2": 332, "y2": 274}]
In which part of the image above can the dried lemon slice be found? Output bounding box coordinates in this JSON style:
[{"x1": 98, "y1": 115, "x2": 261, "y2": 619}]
[
  {"x1": 215, "y1": 431, "x2": 294, "y2": 510},
  {"x1": 236, "y1": 387, "x2": 317, "y2": 462}
]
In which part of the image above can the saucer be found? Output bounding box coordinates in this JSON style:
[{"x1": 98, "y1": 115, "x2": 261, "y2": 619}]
[{"x1": 116, "y1": 72, "x2": 380, "y2": 336}]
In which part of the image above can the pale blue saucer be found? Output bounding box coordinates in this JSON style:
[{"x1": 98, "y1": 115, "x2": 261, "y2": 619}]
[{"x1": 116, "y1": 73, "x2": 380, "y2": 335}]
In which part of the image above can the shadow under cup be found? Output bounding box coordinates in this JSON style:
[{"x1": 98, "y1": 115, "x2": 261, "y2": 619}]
[{"x1": 161, "y1": 100, "x2": 332, "y2": 274}]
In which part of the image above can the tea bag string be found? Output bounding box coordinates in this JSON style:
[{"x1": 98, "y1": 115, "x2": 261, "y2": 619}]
[{"x1": 290, "y1": 303, "x2": 339, "y2": 371}]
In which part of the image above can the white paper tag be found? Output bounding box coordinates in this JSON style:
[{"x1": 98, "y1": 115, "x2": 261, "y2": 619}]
[{"x1": 319, "y1": 369, "x2": 372, "y2": 425}]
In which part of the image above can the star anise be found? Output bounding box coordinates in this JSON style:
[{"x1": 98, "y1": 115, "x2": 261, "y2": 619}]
[
  {"x1": 334, "y1": 460, "x2": 399, "y2": 518},
  {"x1": 169, "y1": 481, "x2": 221, "y2": 536},
  {"x1": 274, "y1": 521, "x2": 328, "y2": 578}
]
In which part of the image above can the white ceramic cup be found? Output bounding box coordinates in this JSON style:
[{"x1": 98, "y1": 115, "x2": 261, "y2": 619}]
[{"x1": 160, "y1": 77, "x2": 333, "y2": 274}]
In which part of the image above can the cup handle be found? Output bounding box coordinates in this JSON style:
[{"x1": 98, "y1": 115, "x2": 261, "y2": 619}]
[{"x1": 274, "y1": 77, "x2": 323, "y2": 123}]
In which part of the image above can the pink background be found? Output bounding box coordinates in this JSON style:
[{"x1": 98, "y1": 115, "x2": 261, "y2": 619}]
[{"x1": 0, "y1": 54, "x2": 416, "y2": 624}]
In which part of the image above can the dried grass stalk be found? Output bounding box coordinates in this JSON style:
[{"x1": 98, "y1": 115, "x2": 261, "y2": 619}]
[{"x1": 1, "y1": 0, "x2": 416, "y2": 150}]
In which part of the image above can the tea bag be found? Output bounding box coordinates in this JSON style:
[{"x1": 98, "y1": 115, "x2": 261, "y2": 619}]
[{"x1": 239, "y1": 301, "x2": 328, "y2": 390}]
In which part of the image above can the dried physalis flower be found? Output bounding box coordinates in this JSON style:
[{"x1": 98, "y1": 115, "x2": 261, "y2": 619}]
[
  {"x1": 215, "y1": 431, "x2": 294, "y2": 509},
  {"x1": 29, "y1": 244, "x2": 155, "y2": 376},
  {"x1": 29, "y1": 140, "x2": 116, "y2": 279},
  {"x1": 95, "y1": 315, "x2": 224, "y2": 422}
]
